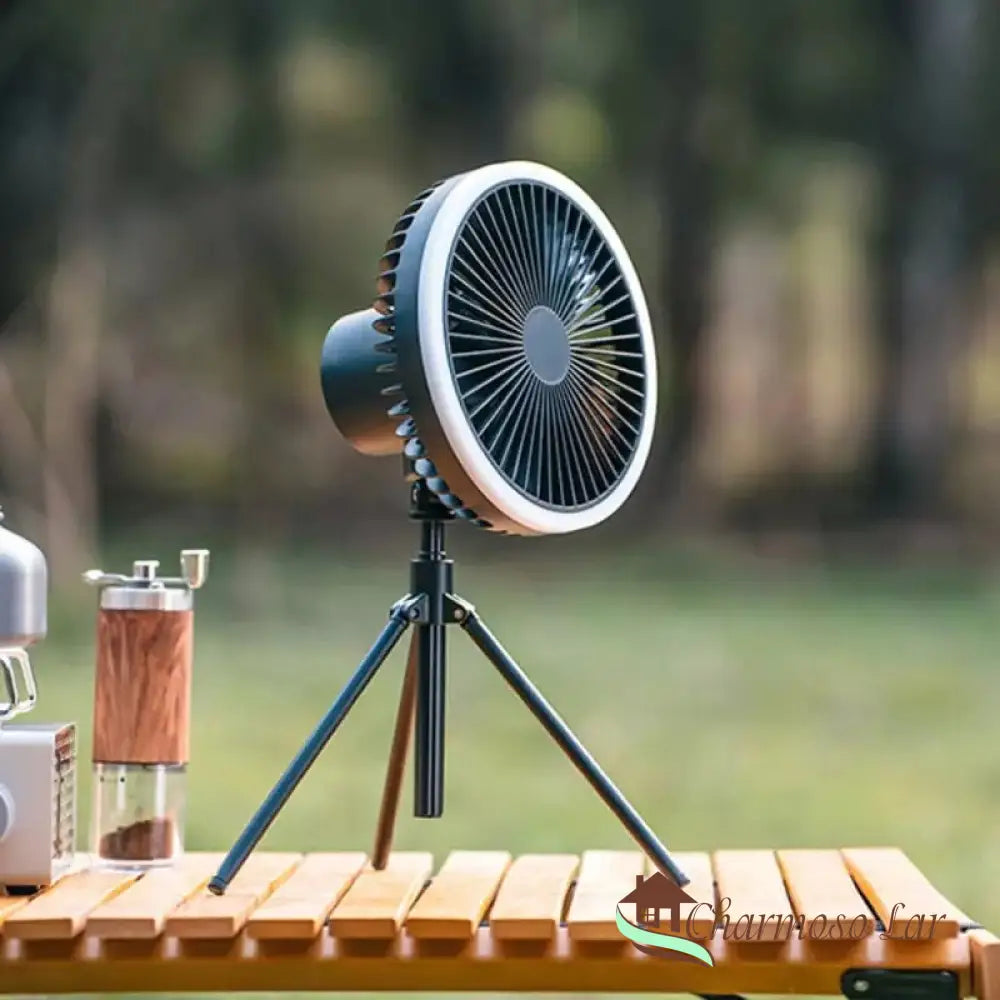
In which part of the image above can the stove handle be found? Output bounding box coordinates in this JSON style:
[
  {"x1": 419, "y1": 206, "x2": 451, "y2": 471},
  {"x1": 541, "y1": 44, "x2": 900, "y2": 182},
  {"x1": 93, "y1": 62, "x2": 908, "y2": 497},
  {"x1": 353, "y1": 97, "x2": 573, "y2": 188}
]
[{"x1": 0, "y1": 650, "x2": 37, "y2": 721}]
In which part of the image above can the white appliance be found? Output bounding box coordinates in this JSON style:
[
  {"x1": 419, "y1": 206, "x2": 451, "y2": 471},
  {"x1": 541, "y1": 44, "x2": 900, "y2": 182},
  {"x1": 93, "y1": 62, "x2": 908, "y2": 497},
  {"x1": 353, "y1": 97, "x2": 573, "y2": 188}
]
[
  {"x1": 0, "y1": 508, "x2": 77, "y2": 891},
  {"x1": 0, "y1": 722, "x2": 76, "y2": 891}
]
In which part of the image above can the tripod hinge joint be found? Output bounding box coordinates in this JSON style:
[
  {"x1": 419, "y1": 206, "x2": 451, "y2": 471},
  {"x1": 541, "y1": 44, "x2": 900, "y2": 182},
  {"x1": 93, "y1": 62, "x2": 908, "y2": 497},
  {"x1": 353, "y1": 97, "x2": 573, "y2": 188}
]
[
  {"x1": 391, "y1": 595, "x2": 426, "y2": 623},
  {"x1": 390, "y1": 593, "x2": 472, "y2": 625},
  {"x1": 444, "y1": 593, "x2": 474, "y2": 624}
]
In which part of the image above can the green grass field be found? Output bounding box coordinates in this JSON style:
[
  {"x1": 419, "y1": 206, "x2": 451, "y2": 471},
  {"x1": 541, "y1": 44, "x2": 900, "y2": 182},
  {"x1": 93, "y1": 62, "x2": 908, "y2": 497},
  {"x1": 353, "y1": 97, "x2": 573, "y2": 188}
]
[{"x1": 26, "y1": 541, "x2": 1000, "y2": 998}]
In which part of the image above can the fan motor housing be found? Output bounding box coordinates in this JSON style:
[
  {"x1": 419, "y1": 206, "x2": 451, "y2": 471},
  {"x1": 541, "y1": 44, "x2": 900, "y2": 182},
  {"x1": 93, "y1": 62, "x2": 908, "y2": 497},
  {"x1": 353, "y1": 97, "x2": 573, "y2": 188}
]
[
  {"x1": 321, "y1": 161, "x2": 657, "y2": 537},
  {"x1": 321, "y1": 309, "x2": 401, "y2": 458}
]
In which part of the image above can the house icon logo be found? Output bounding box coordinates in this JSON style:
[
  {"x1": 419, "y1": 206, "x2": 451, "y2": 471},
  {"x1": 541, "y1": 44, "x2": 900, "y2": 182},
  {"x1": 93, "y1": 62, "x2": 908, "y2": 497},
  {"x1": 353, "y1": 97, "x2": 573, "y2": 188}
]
[
  {"x1": 615, "y1": 873, "x2": 714, "y2": 966},
  {"x1": 620, "y1": 872, "x2": 697, "y2": 932}
]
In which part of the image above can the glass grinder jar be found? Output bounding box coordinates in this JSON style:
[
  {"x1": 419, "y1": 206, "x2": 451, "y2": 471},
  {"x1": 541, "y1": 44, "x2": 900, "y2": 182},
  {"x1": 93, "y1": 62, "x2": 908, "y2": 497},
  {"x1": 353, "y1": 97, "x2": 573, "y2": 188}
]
[{"x1": 84, "y1": 551, "x2": 209, "y2": 869}]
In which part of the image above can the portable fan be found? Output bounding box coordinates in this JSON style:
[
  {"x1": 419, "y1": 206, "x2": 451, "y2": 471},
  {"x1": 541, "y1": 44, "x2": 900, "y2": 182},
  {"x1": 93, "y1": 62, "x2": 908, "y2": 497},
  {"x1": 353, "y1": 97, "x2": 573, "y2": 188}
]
[
  {"x1": 320, "y1": 160, "x2": 657, "y2": 535},
  {"x1": 210, "y1": 162, "x2": 686, "y2": 896}
]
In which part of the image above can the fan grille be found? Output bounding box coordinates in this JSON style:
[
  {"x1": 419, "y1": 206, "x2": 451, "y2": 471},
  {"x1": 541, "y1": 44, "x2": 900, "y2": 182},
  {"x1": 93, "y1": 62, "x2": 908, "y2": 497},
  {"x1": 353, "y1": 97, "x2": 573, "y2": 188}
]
[{"x1": 445, "y1": 181, "x2": 647, "y2": 511}]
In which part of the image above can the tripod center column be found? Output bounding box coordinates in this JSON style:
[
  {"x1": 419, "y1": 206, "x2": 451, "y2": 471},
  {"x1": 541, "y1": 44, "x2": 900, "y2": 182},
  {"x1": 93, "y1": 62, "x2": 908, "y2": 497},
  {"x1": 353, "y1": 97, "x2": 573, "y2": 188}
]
[{"x1": 410, "y1": 517, "x2": 453, "y2": 818}]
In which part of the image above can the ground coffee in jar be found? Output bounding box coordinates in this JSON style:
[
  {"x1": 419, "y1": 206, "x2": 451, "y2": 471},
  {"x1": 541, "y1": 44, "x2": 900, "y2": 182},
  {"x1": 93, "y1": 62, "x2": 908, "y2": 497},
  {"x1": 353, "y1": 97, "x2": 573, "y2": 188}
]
[{"x1": 98, "y1": 816, "x2": 177, "y2": 863}]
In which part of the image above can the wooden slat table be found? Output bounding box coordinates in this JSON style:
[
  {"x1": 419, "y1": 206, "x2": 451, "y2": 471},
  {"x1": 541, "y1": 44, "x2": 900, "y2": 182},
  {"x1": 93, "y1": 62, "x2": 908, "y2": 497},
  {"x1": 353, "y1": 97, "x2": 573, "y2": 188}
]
[{"x1": 0, "y1": 848, "x2": 996, "y2": 999}]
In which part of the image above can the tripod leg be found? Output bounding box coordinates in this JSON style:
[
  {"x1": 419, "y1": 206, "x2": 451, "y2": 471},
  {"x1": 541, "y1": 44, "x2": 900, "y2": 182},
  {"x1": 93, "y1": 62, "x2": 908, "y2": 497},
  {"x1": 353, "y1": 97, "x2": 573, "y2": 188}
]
[
  {"x1": 208, "y1": 603, "x2": 414, "y2": 895},
  {"x1": 461, "y1": 609, "x2": 690, "y2": 888},
  {"x1": 371, "y1": 631, "x2": 419, "y2": 869}
]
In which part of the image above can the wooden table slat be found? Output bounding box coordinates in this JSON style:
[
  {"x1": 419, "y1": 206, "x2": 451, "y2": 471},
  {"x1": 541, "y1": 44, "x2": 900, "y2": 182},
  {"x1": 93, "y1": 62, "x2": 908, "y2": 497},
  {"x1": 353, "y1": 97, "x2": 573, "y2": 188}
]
[
  {"x1": 970, "y1": 929, "x2": 1000, "y2": 1000},
  {"x1": 86, "y1": 854, "x2": 225, "y2": 940},
  {"x1": 566, "y1": 849, "x2": 644, "y2": 942},
  {"x1": 245, "y1": 852, "x2": 368, "y2": 940},
  {"x1": 3, "y1": 870, "x2": 139, "y2": 940},
  {"x1": 407, "y1": 850, "x2": 511, "y2": 940},
  {"x1": 163, "y1": 852, "x2": 301, "y2": 939},
  {"x1": 647, "y1": 850, "x2": 716, "y2": 940},
  {"x1": 841, "y1": 847, "x2": 965, "y2": 939},
  {"x1": 777, "y1": 849, "x2": 875, "y2": 938},
  {"x1": 0, "y1": 894, "x2": 33, "y2": 931},
  {"x1": 328, "y1": 851, "x2": 433, "y2": 940},
  {"x1": 489, "y1": 853, "x2": 578, "y2": 941},
  {"x1": 0, "y1": 853, "x2": 95, "y2": 933},
  {"x1": 712, "y1": 849, "x2": 796, "y2": 943}
]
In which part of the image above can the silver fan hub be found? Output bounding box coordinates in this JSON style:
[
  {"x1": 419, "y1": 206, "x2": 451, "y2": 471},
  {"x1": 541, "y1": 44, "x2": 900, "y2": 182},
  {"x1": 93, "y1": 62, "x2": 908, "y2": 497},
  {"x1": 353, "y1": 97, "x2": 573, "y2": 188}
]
[{"x1": 522, "y1": 306, "x2": 570, "y2": 385}]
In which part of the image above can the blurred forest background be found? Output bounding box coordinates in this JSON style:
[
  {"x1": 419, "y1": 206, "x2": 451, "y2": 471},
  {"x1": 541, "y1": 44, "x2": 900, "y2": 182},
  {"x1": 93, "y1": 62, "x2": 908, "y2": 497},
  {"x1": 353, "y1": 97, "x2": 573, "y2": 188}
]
[
  {"x1": 3, "y1": 0, "x2": 1000, "y2": 587},
  {"x1": 4, "y1": 0, "x2": 1000, "y2": 981}
]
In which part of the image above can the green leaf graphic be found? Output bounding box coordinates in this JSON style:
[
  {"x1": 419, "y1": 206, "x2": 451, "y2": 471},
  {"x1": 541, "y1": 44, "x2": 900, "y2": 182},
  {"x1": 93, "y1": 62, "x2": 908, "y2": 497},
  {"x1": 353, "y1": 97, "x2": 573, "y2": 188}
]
[{"x1": 615, "y1": 906, "x2": 715, "y2": 967}]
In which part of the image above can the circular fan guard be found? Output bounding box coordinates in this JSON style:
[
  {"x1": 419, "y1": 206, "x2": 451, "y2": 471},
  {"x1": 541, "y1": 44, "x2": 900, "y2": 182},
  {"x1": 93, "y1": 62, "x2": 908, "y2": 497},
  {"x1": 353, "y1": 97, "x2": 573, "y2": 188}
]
[
  {"x1": 321, "y1": 161, "x2": 657, "y2": 536},
  {"x1": 446, "y1": 181, "x2": 645, "y2": 512}
]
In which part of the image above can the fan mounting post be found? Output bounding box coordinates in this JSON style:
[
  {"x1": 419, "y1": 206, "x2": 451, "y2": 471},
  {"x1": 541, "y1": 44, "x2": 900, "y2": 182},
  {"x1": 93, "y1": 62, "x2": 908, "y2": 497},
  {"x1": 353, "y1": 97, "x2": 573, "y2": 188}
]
[{"x1": 407, "y1": 476, "x2": 454, "y2": 818}]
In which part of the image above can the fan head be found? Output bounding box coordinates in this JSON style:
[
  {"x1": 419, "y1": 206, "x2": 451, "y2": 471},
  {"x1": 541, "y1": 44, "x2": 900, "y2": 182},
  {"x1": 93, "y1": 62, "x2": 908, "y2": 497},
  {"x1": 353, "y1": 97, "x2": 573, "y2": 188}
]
[{"x1": 321, "y1": 161, "x2": 658, "y2": 536}]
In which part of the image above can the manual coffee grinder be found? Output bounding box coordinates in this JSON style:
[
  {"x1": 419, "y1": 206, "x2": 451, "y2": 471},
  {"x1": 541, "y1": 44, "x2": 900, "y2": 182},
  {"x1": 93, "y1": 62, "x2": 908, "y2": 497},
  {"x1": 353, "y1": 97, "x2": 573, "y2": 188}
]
[
  {"x1": 84, "y1": 550, "x2": 209, "y2": 869},
  {"x1": 0, "y1": 507, "x2": 77, "y2": 893}
]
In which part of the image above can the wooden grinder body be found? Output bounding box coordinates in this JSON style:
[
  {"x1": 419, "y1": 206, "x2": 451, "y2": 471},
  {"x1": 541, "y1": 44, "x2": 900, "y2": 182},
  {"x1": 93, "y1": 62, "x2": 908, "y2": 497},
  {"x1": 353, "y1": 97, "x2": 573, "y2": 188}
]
[{"x1": 92, "y1": 607, "x2": 193, "y2": 766}]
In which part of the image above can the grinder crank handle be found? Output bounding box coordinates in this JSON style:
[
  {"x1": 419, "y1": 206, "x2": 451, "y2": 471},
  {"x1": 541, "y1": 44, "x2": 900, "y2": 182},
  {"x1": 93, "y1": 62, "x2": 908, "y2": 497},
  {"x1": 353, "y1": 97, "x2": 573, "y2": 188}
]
[{"x1": 0, "y1": 649, "x2": 37, "y2": 721}]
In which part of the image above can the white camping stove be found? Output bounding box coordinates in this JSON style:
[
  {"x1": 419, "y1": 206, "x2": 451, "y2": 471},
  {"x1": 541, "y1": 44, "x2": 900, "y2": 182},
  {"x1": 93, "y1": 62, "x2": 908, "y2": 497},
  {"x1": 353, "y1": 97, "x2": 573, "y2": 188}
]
[
  {"x1": 0, "y1": 717, "x2": 77, "y2": 892},
  {"x1": 0, "y1": 510, "x2": 77, "y2": 892}
]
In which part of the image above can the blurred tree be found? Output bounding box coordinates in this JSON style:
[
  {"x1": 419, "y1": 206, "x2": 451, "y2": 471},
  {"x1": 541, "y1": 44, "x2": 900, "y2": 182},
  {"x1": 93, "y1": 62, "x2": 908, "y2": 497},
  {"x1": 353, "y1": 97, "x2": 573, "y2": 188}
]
[
  {"x1": 644, "y1": 2, "x2": 716, "y2": 512},
  {"x1": 865, "y1": 0, "x2": 983, "y2": 520},
  {"x1": 587, "y1": 0, "x2": 719, "y2": 518},
  {"x1": 0, "y1": 0, "x2": 179, "y2": 581},
  {"x1": 329, "y1": 0, "x2": 515, "y2": 173}
]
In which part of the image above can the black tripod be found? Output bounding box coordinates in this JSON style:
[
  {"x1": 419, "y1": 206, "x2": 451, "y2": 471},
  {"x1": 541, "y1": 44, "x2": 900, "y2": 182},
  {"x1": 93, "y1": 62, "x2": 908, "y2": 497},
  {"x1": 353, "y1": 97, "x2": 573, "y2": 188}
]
[{"x1": 208, "y1": 481, "x2": 688, "y2": 894}]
